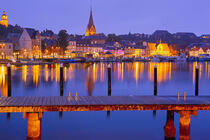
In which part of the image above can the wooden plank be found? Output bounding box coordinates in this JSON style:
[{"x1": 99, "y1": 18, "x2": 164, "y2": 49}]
[
  {"x1": 4, "y1": 97, "x2": 15, "y2": 106},
  {"x1": 8, "y1": 97, "x2": 20, "y2": 106},
  {"x1": 32, "y1": 97, "x2": 40, "y2": 106},
  {"x1": 0, "y1": 97, "x2": 9, "y2": 106},
  {"x1": 50, "y1": 96, "x2": 54, "y2": 106},
  {"x1": 58, "y1": 96, "x2": 63, "y2": 105},
  {"x1": 24, "y1": 96, "x2": 33, "y2": 106},
  {"x1": 62, "y1": 96, "x2": 68, "y2": 105},
  {"x1": 43, "y1": 96, "x2": 48, "y2": 106},
  {"x1": 1, "y1": 96, "x2": 210, "y2": 112},
  {"x1": 60, "y1": 96, "x2": 66, "y2": 105},
  {"x1": 37, "y1": 97, "x2": 43, "y2": 106},
  {"x1": 19, "y1": 96, "x2": 27, "y2": 106},
  {"x1": 46, "y1": 96, "x2": 51, "y2": 106},
  {"x1": 54, "y1": 96, "x2": 60, "y2": 106}
]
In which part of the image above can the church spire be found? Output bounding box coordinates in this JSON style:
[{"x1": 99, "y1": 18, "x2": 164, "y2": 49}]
[
  {"x1": 0, "y1": 11, "x2": 8, "y2": 27},
  {"x1": 86, "y1": 6, "x2": 96, "y2": 36}
]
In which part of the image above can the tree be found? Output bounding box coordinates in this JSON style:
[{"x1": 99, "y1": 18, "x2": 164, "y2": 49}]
[
  {"x1": 106, "y1": 34, "x2": 122, "y2": 42},
  {"x1": 57, "y1": 30, "x2": 69, "y2": 57},
  {"x1": 0, "y1": 24, "x2": 22, "y2": 39},
  {"x1": 41, "y1": 40, "x2": 46, "y2": 52}
]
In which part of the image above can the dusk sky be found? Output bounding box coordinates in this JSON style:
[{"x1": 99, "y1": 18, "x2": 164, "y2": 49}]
[{"x1": 1, "y1": 0, "x2": 210, "y2": 35}]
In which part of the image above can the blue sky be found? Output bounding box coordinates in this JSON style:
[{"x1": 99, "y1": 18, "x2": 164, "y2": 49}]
[{"x1": 1, "y1": 0, "x2": 210, "y2": 35}]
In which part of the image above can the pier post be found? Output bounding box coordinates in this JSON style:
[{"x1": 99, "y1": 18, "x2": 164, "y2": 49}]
[
  {"x1": 179, "y1": 111, "x2": 191, "y2": 140},
  {"x1": 59, "y1": 112, "x2": 63, "y2": 120},
  {"x1": 7, "y1": 63, "x2": 11, "y2": 97},
  {"x1": 26, "y1": 113, "x2": 42, "y2": 140},
  {"x1": 154, "y1": 65, "x2": 157, "y2": 96},
  {"x1": 153, "y1": 110, "x2": 156, "y2": 118},
  {"x1": 107, "y1": 111, "x2": 110, "y2": 119},
  {"x1": 7, "y1": 113, "x2": 10, "y2": 120},
  {"x1": 107, "y1": 64, "x2": 112, "y2": 119},
  {"x1": 108, "y1": 64, "x2": 111, "y2": 96},
  {"x1": 164, "y1": 111, "x2": 176, "y2": 140},
  {"x1": 195, "y1": 65, "x2": 199, "y2": 96},
  {"x1": 59, "y1": 63, "x2": 64, "y2": 119},
  {"x1": 60, "y1": 63, "x2": 64, "y2": 96}
]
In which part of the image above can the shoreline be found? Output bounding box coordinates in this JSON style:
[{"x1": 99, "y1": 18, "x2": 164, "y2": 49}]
[{"x1": 0, "y1": 59, "x2": 207, "y2": 66}]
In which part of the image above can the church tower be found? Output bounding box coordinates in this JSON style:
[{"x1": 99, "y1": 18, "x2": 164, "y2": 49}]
[
  {"x1": 86, "y1": 8, "x2": 96, "y2": 36},
  {"x1": 0, "y1": 11, "x2": 8, "y2": 27}
]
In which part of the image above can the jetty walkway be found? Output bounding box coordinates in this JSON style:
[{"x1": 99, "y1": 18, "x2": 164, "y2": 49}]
[{"x1": 0, "y1": 96, "x2": 210, "y2": 113}]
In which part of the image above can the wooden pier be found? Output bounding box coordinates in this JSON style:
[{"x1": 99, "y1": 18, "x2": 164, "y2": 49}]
[{"x1": 0, "y1": 96, "x2": 210, "y2": 113}]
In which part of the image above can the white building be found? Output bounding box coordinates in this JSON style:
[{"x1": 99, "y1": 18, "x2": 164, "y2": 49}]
[
  {"x1": 18, "y1": 28, "x2": 41, "y2": 57},
  {"x1": 0, "y1": 41, "x2": 13, "y2": 58}
]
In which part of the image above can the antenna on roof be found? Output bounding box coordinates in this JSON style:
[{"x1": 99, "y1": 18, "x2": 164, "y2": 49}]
[
  {"x1": 90, "y1": 0, "x2": 93, "y2": 11},
  {"x1": 129, "y1": 29, "x2": 132, "y2": 35}
]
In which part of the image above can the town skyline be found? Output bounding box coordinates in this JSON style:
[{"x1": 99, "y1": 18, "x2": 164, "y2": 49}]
[{"x1": 1, "y1": 0, "x2": 210, "y2": 35}]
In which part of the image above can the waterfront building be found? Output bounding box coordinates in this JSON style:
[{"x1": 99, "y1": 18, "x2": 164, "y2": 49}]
[
  {"x1": 0, "y1": 40, "x2": 13, "y2": 58},
  {"x1": 146, "y1": 43, "x2": 156, "y2": 56},
  {"x1": 146, "y1": 41, "x2": 171, "y2": 56},
  {"x1": 104, "y1": 46, "x2": 124, "y2": 57},
  {"x1": 155, "y1": 41, "x2": 170, "y2": 56},
  {"x1": 7, "y1": 33, "x2": 22, "y2": 51},
  {"x1": 0, "y1": 11, "x2": 8, "y2": 27},
  {"x1": 76, "y1": 39, "x2": 104, "y2": 58},
  {"x1": 104, "y1": 42, "x2": 124, "y2": 56},
  {"x1": 189, "y1": 46, "x2": 203, "y2": 57},
  {"x1": 86, "y1": 8, "x2": 96, "y2": 36},
  {"x1": 169, "y1": 44, "x2": 179, "y2": 56},
  {"x1": 67, "y1": 34, "x2": 105, "y2": 58},
  {"x1": 66, "y1": 39, "x2": 77, "y2": 56},
  {"x1": 42, "y1": 39, "x2": 57, "y2": 56},
  {"x1": 188, "y1": 45, "x2": 210, "y2": 57},
  {"x1": 84, "y1": 33, "x2": 106, "y2": 45},
  {"x1": 18, "y1": 28, "x2": 41, "y2": 58},
  {"x1": 201, "y1": 34, "x2": 210, "y2": 39},
  {"x1": 124, "y1": 46, "x2": 146, "y2": 57}
]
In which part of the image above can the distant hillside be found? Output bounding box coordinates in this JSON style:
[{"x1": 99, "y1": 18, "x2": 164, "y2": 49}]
[{"x1": 0, "y1": 24, "x2": 22, "y2": 40}]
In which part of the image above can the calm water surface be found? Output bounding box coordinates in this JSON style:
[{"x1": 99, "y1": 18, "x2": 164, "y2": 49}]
[{"x1": 0, "y1": 62, "x2": 210, "y2": 140}]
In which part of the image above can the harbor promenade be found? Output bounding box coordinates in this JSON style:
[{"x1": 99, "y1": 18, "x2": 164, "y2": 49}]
[{"x1": 0, "y1": 96, "x2": 210, "y2": 113}]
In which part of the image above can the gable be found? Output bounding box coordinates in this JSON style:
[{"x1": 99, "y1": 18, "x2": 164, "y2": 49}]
[{"x1": 19, "y1": 29, "x2": 31, "y2": 41}]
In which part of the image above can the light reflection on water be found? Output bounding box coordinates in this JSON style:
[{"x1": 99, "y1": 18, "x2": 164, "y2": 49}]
[
  {"x1": 0, "y1": 62, "x2": 210, "y2": 97},
  {"x1": 0, "y1": 62, "x2": 210, "y2": 139}
]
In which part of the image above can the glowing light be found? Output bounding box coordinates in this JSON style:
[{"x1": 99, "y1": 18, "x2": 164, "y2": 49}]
[
  {"x1": 32, "y1": 65, "x2": 40, "y2": 86},
  {"x1": 148, "y1": 62, "x2": 172, "y2": 83},
  {"x1": 22, "y1": 65, "x2": 27, "y2": 83},
  {"x1": 64, "y1": 67, "x2": 67, "y2": 82},
  {"x1": 100, "y1": 63, "x2": 104, "y2": 82},
  {"x1": 44, "y1": 65, "x2": 49, "y2": 82},
  {"x1": 50, "y1": 65, "x2": 54, "y2": 82},
  {"x1": 0, "y1": 65, "x2": 7, "y2": 96}
]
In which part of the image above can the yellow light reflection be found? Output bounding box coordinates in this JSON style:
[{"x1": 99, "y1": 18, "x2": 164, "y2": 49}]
[
  {"x1": 22, "y1": 65, "x2": 27, "y2": 83},
  {"x1": 134, "y1": 62, "x2": 139, "y2": 84},
  {"x1": 44, "y1": 65, "x2": 49, "y2": 82},
  {"x1": 192, "y1": 62, "x2": 197, "y2": 84},
  {"x1": 32, "y1": 65, "x2": 40, "y2": 86},
  {"x1": 0, "y1": 65, "x2": 7, "y2": 96},
  {"x1": 50, "y1": 64, "x2": 54, "y2": 82},
  {"x1": 148, "y1": 62, "x2": 172, "y2": 83},
  {"x1": 100, "y1": 63, "x2": 104, "y2": 82},
  {"x1": 64, "y1": 67, "x2": 67, "y2": 82},
  {"x1": 55, "y1": 64, "x2": 60, "y2": 82},
  {"x1": 121, "y1": 63, "x2": 124, "y2": 80}
]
